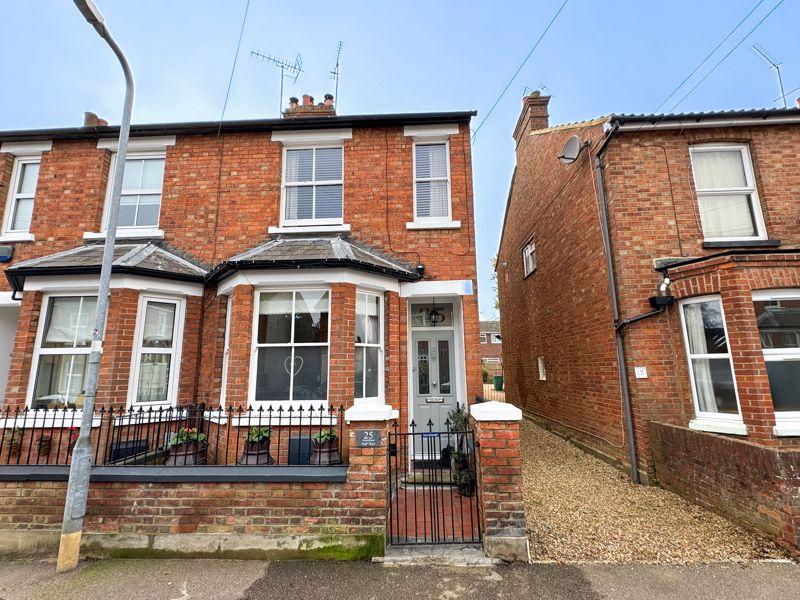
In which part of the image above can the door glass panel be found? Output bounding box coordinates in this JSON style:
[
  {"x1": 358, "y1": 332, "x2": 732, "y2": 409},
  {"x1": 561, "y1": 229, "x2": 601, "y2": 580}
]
[
  {"x1": 438, "y1": 339, "x2": 451, "y2": 394},
  {"x1": 417, "y1": 340, "x2": 429, "y2": 395}
]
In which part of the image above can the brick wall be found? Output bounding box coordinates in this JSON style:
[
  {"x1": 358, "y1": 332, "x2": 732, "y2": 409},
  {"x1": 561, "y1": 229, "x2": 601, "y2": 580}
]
[{"x1": 650, "y1": 421, "x2": 800, "y2": 553}]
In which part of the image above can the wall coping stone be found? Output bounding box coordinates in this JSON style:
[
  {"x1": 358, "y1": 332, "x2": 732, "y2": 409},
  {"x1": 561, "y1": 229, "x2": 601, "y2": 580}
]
[{"x1": 471, "y1": 401, "x2": 522, "y2": 422}]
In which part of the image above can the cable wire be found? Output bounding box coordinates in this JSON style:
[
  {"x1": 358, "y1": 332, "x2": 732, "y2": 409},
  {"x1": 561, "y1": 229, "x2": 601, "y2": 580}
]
[{"x1": 471, "y1": 0, "x2": 570, "y2": 143}]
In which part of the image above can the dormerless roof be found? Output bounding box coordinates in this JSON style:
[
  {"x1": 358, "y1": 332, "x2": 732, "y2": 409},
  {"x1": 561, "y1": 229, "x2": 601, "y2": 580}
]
[
  {"x1": 5, "y1": 242, "x2": 208, "y2": 292},
  {"x1": 207, "y1": 235, "x2": 420, "y2": 284},
  {"x1": 0, "y1": 111, "x2": 476, "y2": 142},
  {"x1": 479, "y1": 320, "x2": 501, "y2": 334},
  {"x1": 609, "y1": 107, "x2": 800, "y2": 130}
]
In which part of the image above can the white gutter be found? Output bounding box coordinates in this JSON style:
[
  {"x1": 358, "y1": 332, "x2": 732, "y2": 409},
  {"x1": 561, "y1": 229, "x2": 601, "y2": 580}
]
[{"x1": 615, "y1": 115, "x2": 800, "y2": 131}]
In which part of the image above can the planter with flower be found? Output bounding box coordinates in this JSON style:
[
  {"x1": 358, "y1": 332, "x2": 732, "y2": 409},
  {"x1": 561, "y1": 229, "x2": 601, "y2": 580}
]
[
  {"x1": 310, "y1": 428, "x2": 342, "y2": 465},
  {"x1": 66, "y1": 426, "x2": 79, "y2": 455},
  {"x1": 167, "y1": 427, "x2": 207, "y2": 465},
  {"x1": 238, "y1": 426, "x2": 274, "y2": 465}
]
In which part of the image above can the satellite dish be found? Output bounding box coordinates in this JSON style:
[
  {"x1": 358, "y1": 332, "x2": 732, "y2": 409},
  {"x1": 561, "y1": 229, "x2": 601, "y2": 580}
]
[{"x1": 558, "y1": 134, "x2": 582, "y2": 164}]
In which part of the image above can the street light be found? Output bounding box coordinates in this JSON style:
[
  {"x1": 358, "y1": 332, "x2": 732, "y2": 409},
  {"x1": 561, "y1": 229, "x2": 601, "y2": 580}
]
[{"x1": 57, "y1": 0, "x2": 135, "y2": 573}]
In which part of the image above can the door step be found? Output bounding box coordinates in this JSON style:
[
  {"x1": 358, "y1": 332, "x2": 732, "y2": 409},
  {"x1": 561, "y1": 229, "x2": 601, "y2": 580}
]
[
  {"x1": 403, "y1": 472, "x2": 454, "y2": 484},
  {"x1": 375, "y1": 544, "x2": 500, "y2": 567}
]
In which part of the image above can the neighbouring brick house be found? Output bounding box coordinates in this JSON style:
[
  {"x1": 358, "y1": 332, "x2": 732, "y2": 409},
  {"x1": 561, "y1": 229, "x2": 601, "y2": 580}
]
[
  {"x1": 479, "y1": 319, "x2": 503, "y2": 377},
  {"x1": 0, "y1": 96, "x2": 529, "y2": 561},
  {"x1": 498, "y1": 91, "x2": 800, "y2": 553}
]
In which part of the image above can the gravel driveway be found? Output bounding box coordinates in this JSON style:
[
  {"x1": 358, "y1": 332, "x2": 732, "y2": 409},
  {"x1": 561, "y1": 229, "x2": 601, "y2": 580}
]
[{"x1": 520, "y1": 419, "x2": 786, "y2": 563}]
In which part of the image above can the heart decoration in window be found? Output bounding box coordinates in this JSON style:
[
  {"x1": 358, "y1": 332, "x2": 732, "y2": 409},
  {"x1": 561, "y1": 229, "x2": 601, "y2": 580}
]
[{"x1": 283, "y1": 355, "x2": 304, "y2": 376}]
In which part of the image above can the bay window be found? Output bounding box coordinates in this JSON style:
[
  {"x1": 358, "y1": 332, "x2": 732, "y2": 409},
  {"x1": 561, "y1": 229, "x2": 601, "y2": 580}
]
[
  {"x1": 688, "y1": 144, "x2": 766, "y2": 241},
  {"x1": 679, "y1": 296, "x2": 742, "y2": 423},
  {"x1": 31, "y1": 296, "x2": 97, "y2": 410},
  {"x1": 753, "y1": 290, "x2": 800, "y2": 423},
  {"x1": 253, "y1": 290, "x2": 330, "y2": 404},
  {"x1": 282, "y1": 147, "x2": 343, "y2": 226},
  {"x1": 130, "y1": 296, "x2": 184, "y2": 407},
  {"x1": 355, "y1": 291, "x2": 383, "y2": 401}
]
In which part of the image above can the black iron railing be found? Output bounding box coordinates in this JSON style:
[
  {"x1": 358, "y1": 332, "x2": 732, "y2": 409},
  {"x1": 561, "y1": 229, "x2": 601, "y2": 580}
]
[
  {"x1": 0, "y1": 404, "x2": 347, "y2": 467},
  {"x1": 387, "y1": 419, "x2": 481, "y2": 545}
]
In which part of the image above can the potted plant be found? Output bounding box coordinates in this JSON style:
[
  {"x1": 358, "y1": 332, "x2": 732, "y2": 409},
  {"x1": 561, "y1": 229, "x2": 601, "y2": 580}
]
[
  {"x1": 66, "y1": 426, "x2": 79, "y2": 454},
  {"x1": 238, "y1": 426, "x2": 274, "y2": 465},
  {"x1": 37, "y1": 434, "x2": 52, "y2": 458},
  {"x1": 4, "y1": 428, "x2": 23, "y2": 458},
  {"x1": 310, "y1": 428, "x2": 341, "y2": 465},
  {"x1": 451, "y1": 450, "x2": 469, "y2": 475},
  {"x1": 167, "y1": 427, "x2": 207, "y2": 466},
  {"x1": 447, "y1": 405, "x2": 468, "y2": 432},
  {"x1": 453, "y1": 468, "x2": 477, "y2": 497}
]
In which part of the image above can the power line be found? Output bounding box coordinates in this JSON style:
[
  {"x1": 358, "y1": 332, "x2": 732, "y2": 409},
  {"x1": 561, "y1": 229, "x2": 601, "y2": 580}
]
[
  {"x1": 471, "y1": 0, "x2": 570, "y2": 143},
  {"x1": 217, "y1": 0, "x2": 252, "y2": 135},
  {"x1": 650, "y1": 0, "x2": 767, "y2": 115},
  {"x1": 668, "y1": 0, "x2": 785, "y2": 113}
]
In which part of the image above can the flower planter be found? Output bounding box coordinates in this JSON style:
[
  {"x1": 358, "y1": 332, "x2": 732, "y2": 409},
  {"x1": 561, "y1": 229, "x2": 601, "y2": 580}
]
[
  {"x1": 238, "y1": 439, "x2": 275, "y2": 465},
  {"x1": 167, "y1": 441, "x2": 208, "y2": 466},
  {"x1": 309, "y1": 439, "x2": 342, "y2": 465}
]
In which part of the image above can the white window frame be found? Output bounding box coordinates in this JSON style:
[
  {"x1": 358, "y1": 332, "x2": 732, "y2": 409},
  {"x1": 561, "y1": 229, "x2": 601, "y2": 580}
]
[
  {"x1": 490, "y1": 333, "x2": 502, "y2": 344},
  {"x1": 219, "y1": 295, "x2": 232, "y2": 407},
  {"x1": 678, "y1": 295, "x2": 745, "y2": 431},
  {"x1": 688, "y1": 143, "x2": 767, "y2": 242},
  {"x1": 280, "y1": 145, "x2": 344, "y2": 228},
  {"x1": 26, "y1": 294, "x2": 97, "y2": 409},
  {"x1": 411, "y1": 140, "x2": 453, "y2": 226},
  {"x1": 522, "y1": 238, "x2": 537, "y2": 277},
  {"x1": 538, "y1": 356, "x2": 546, "y2": 381},
  {"x1": 354, "y1": 290, "x2": 384, "y2": 403},
  {"x1": 2, "y1": 156, "x2": 41, "y2": 240},
  {"x1": 101, "y1": 151, "x2": 167, "y2": 236},
  {"x1": 248, "y1": 287, "x2": 332, "y2": 408},
  {"x1": 128, "y1": 294, "x2": 186, "y2": 409},
  {"x1": 480, "y1": 333, "x2": 488, "y2": 344},
  {"x1": 752, "y1": 289, "x2": 800, "y2": 429}
]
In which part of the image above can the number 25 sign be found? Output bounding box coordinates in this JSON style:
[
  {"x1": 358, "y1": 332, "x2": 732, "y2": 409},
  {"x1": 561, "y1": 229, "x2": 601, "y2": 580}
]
[{"x1": 355, "y1": 429, "x2": 382, "y2": 448}]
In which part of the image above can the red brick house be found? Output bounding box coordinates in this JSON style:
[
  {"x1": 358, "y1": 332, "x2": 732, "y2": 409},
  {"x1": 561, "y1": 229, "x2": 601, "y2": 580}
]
[
  {"x1": 0, "y1": 97, "x2": 530, "y2": 561},
  {"x1": 479, "y1": 320, "x2": 503, "y2": 377},
  {"x1": 498, "y1": 91, "x2": 800, "y2": 553}
]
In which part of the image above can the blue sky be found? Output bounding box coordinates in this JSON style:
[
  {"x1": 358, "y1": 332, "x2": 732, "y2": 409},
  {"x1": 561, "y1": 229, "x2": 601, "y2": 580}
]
[{"x1": 1, "y1": 1, "x2": 797, "y2": 318}]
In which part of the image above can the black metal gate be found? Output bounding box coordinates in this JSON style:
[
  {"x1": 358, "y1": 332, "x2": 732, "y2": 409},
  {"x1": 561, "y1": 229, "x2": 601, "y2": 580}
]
[{"x1": 387, "y1": 421, "x2": 481, "y2": 545}]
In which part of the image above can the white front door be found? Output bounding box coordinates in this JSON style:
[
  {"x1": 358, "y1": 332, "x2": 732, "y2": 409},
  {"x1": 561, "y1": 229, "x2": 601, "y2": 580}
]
[
  {"x1": 0, "y1": 306, "x2": 19, "y2": 401},
  {"x1": 412, "y1": 330, "x2": 457, "y2": 432}
]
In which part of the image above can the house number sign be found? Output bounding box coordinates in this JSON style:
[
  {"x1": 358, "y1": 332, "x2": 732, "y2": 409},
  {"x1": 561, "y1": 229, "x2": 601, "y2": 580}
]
[{"x1": 355, "y1": 429, "x2": 382, "y2": 448}]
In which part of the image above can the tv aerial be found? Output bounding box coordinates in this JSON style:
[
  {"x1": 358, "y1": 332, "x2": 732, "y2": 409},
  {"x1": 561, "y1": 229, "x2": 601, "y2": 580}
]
[
  {"x1": 750, "y1": 43, "x2": 787, "y2": 108},
  {"x1": 250, "y1": 50, "x2": 303, "y2": 114},
  {"x1": 330, "y1": 41, "x2": 343, "y2": 106}
]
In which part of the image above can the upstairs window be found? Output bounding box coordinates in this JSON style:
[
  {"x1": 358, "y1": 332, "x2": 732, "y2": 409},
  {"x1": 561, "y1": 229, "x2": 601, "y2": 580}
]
[
  {"x1": 413, "y1": 142, "x2": 451, "y2": 222},
  {"x1": 480, "y1": 334, "x2": 488, "y2": 344},
  {"x1": 3, "y1": 157, "x2": 40, "y2": 235},
  {"x1": 689, "y1": 145, "x2": 766, "y2": 241},
  {"x1": 522, "y1": 238, "x2": 537, "y2": 277},
  {"x1": 282, "y1": 147, "x2": 344, "y2": 226},
  {"x1": 104, "y1": 153, "x2": 166, "y2": 231}
]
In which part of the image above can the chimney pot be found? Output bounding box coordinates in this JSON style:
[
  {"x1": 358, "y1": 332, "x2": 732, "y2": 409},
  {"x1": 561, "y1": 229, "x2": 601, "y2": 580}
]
[
  {"x1": 283, "y1": 93, "x2": 336, "y2": 118},
  {"x1": 289, "y1": 96, "x2": 299, "y2": 108},
  {"x1": 324, "y1": 94, "x2": 334, "y2": 107},
  {"x1": 302, "y1": 94, "x2": 314, "y2": 106},
  {"x1": 796, "y1": 97, "x2": 800, "y2": 108},
  {"x1": 83, "y1": 111, "x2": 108, "y2": 127}
]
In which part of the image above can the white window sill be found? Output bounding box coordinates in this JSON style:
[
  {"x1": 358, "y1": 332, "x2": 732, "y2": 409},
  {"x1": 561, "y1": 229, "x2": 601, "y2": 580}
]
[
  {"x1": 405, "y1": 220, "x2": 461, "y2": 230},
  {"x1": 773, "y1": 422, "x2": 800, "y2": 437},
  {"x1": 688, "y1": 418, "x2": 748, "y2": 436},
  {"x1": 0, "y1": 232, "x2": 35, "y2": 242},
  {"x1": 83, "y1": 228, "x2": 165, "y2": 241},
  {"x1": 268, "y1": 224, "x2": 351, "y2": 235}
]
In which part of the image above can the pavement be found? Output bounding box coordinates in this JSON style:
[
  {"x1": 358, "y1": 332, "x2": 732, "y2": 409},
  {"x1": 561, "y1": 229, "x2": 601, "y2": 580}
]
[{"x1": 0, "y1": 558, "x2": 798, "y2": 600}]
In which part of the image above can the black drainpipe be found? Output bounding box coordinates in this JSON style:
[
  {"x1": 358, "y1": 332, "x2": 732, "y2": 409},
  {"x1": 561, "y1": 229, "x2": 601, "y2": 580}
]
[{"x1": 594, "y1": 124, "x2": 641, "y2": 484}]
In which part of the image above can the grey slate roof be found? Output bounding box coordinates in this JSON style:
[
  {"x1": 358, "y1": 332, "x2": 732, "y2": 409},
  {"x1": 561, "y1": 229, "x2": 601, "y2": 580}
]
[
  {"x1": 610, "y1": 107, "x2": 800, "y2": 125},
  {"x1": 5, "y1": 243, "x2": 208, "y2": 292},
  {"x1": 208, "y1": 235, "x2": 420, "y2": 283},
  {"x1": 480, "y1": 320, "x2": 501, "y2": 334}
]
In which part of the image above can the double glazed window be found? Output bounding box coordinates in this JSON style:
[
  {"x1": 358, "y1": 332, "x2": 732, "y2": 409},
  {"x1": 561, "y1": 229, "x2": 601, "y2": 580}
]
[
  {"x1": 3, "y1": 157, "x2": 40, "y2": 235},
  {"x1": 413, "y1": 143, "x2": 451, "y2": 221},
  {"x1": 355, "y1": 292, "x2": 383, "y2": 401},
  {"x1": 31, "y1": 296, "x2": 97, "y2": 409},
  {"x1": 753, "y1": 291, "x2": 800, "y2": 418},
  {"x1": 282, "y1": 147, "x2": 343, "y2": 226},
  {"x1": 523, "y1": 238, "x2": 537, "y2": 277},
  {"x1": 131, "y1": 297, "x2": 183, "y2": 406},
  {"x1": 254, "y1": 290, "x2": 330, "y2": 403},
  {"x1": 679, "y1": 296, "x2": 741, "y2": 418},
  {"x1": 689, "y1": 145, "x2": 765, "y2": 241},
  {"x1": 106, "y1": 153, "x2": 166, "y2": 230}
]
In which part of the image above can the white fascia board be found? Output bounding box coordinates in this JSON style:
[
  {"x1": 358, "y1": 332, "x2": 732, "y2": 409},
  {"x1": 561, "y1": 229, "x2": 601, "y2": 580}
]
[
  {"x1": 616, "y1": 116, "x2": 800, "y2": 132},
  {"x1": 22, "y1": 274, "x2": 203, "y2": 297},
  {"x1": 0, "y1": 291, "x2": 21, "y2": 306},
  {"x1": 97, "y1": 136, "x2": 176, "y2": 152},
  {"x1": 403, "y1": 124, "x2": 460, "y2": 139},
  {"x1": 271, "y1": 129, "x2": 352, "y2": 145},
  {"x1": 216, "y1": 268, "x2": 400, "y2": 296},
  {"x1": 0, "y1": 141, "x2": 52, "y2": 155},
  {"x1": 399, "y1": 279, "x2": 473, "y2": 298}
]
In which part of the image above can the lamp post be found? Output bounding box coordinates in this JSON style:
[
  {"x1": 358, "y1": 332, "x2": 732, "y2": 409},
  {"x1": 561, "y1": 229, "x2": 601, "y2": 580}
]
[{"x1": 57, "y1": 0, "x2": 134, "y2": 572}]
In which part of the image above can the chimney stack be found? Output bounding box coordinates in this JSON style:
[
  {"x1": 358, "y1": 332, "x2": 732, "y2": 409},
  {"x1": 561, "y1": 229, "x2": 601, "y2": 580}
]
[
  {"x1": 513, "y1": 91, "x2": 550, "y2": 147},
  {"x1": 83, "y1": 111, "x2": 108, "y2": 127},
  {"x1": 283, "y1": 93, "x2": 336, "y2": 118}
]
